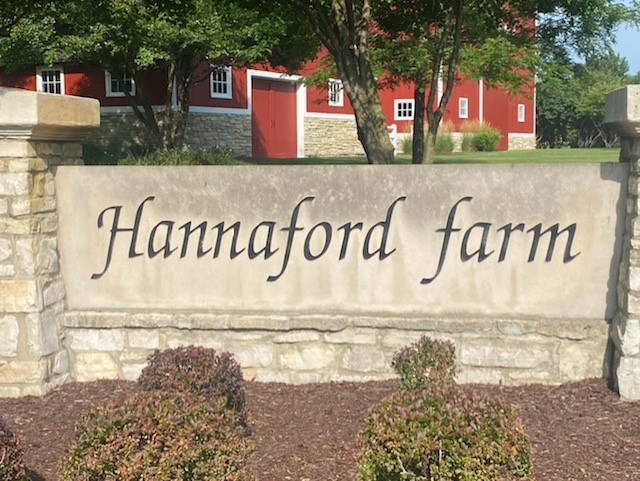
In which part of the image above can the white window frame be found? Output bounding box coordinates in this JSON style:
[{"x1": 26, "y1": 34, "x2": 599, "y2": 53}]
[
  {"x1": 210, "y1": 66, "x2": 233, "y2": 99},
  {"x1": 394, "y1": 99, "x2": 414, "y2": 120},
  {"x1": 36, "y1": 66, "x2": 64, "y2": 95},
  {"x1": 105, "y1": 71, "x2": 136, "y2": 97},
  {"x1": 517, "y1": 103, "x2": 526, "y2": 123},
  {"x1": 459, "y1": 97, "x2": 469, "y2": 119},
  {"x1": 328, "y1": 79, "x2": 344, "y2": 107}
]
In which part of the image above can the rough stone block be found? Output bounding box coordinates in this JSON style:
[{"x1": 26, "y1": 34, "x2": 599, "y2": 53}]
[
  {"x1": 127, "y1": 329, "x2": 160, "y2": 349},
  {"x1": 121, "y1": 362, "x2": 146, "y2": 381},
  {"x1": 0, "y1": 173, "x2": 31, "y2": 196},
  {"x1": 232, "y1": 344, "x2": 274, "y2": 368},
  {"x1": 68, "y1": 329, "x2": 125, "y2": 351},
  {"x1": 0, "y1": 386, "x2": 20, "y2": 397},
  {"x1": 74, "y1": 352, "x2": 120, "y2": 382},
  {"x1": 0, "y1": 360, "x2": 44, "y2": 384},
  {"x1": 558, "y1": 340, "x2": 607, "y2": 381},
  {"x1": 342, "y1": 346, "x2": 386, "y2": 373},
  {"x1": 15, "y1": 238, "x2": 35, "y2": 275},
  {"x1": 324, "y1": 328, "x2": 377, "y2": 345},
  {"x1": 42, "y1": 279, "x2": 65, "y2": 307},
  {"x1": 459, "y1": 341, "x2": 552, "y2": 369},
  {"x1": 25, "y1": 310, "x2": 61, "y2": 356},
  {"x1": 0, "y1": 238, "x2": 12, "y2": 261},
  {"x1": 0, "y1": 140, "x2": 37, "y2": 158},
  {"x1": 53, "y1": 350, "x2": 69, "y2": 375},
  {"x1": 620, "y1": 318, "x2": 640, "y2": 357},
  {"x1": 0, "y1": 264, "x2": 15, "y2": 277},
  {"x1": 164, "y1": 330, "x2": 224, "y2": 350},
  {"x1": 0, "y1": 280, "x2": 40, "y2": 312},
  {"x1": 629, "y1": 266, "x2": 640, "y2": 292},
  {"x1": 280, "y1": 345, "x2": 336, "y2": 370},
  {"x1": 617, "y1": 356, "x2": 640, "y2": 400},
  {"x1": 62, "y1": 143, "x2": 83, "y2": 158},
  {"x1": 273, "y1": 331, "x2": 321, "y2": 343},
  {"x1": 0, "y1": 316, "x2": 19, "y2": 357}
]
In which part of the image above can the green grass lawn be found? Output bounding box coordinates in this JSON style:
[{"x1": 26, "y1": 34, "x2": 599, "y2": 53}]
[{"x1": 247, "y1": 147, "x2": 620, "y2": 165}]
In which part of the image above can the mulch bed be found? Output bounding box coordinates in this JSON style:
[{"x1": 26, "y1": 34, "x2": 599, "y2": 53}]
[{"x1": 0, "y1": 378, "x2": 639, "y2": 480}]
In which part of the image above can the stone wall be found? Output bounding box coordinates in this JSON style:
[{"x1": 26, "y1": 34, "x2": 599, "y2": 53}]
[
  {"x1": 186, "y1": 112, "x2": 251, "y2": 157},
  {"x1": 62, "y1": 312, "x2": 608, "y2": 385},
  {"x1": 304, "y1": 115, "x2": 365, "y2": 157},
  {"x1": 0, "y1": 87, "x2": 99, "y2": 396},
  {"x1": 508, "y1": 133, "x2": 537, "y2": 150},
  {"x1": 89, "y1": 110, "x2": 252, "y2": 157}
]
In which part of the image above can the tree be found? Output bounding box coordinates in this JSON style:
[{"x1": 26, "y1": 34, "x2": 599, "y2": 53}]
[
  {"x1": 0, "y1": 0, "x2": 317, "y2": 150},
  {"x1": 280, "y1": 0, "x2": 396, "y2": 165},
  {"x1": 288, "y1": 0, "x2": 638, "y2": 164},
  {"x1": 537, "y1": 50, "x2": 631, "y2": 148},
  {"x1": 373, "y1": 1, "x2": 536, "y2": 164}
]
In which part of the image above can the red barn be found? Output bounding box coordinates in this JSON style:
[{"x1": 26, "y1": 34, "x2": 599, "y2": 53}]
[{"x1": 0, "y1": 62, "x2": 535, "y2": 158}]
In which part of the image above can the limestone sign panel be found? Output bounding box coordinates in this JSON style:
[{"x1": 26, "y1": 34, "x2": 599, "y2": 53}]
[{"x1": 56, "y1": 164, "x2": 627, "y2": 319}]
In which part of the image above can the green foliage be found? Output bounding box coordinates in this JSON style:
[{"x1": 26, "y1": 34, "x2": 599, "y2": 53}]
[
  {"x1": 119, "y1": 147, "x2": 238, "y2": 166},
  {"x1": 356, "y1": 385, "x2": 534, "y2": 481},
  {"x1": 537, "y1": 50, "x2": 630, "y2": 148},
  {"x1": 471, "y1": 125, "x2": 502, "y2": 152},
  {"x1": 58, "y1": 391, "x2": 254, "y2": 481},
  {"x1": 434, "y1": 132, "x2": 454, "y2": 154},
  {"x1": 392, "y1": 336, "x2": 457, "y2": 390},
  {"x1": 139, "y1": 346, "x2": 246, "y2": 415},
  {"x1": 400, "y1": 136, "x2": 413, "y2": 155},
  {"x1": 0, "y1": 417, "x2": 30, "y2": 481},
  {"x1": 459, "y1": 121, "x2": 501, "y2": 152}
]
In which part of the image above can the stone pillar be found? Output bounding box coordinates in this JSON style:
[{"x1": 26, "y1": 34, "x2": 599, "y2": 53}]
[
  {"x1": 0, "y1": 88, "x2": 99, "y2": 396},
  {"x1": 605, "y1": 85, "x2": 640, "y2": 400}
]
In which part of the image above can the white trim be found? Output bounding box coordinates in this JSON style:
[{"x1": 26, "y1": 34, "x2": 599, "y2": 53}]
[
  {"x1": 305, "y1": 112, "x2": 356, "y2": 120},
  {"x1": 459, "y1": 97, "x2": 469, "y2": 119},
  {"x1": 247, "y1": 69, "x2": 304, "y2": 82},
  {"x1": 328, "y1": 79, "x2": 344, "y2": 107},
  {"x1": 517, "y1": 103, "x2": 526, "y2": 123},
  {"x1": 210, "y1": 66, "x2": 233, "y2": 99},
  {"x1": 479, "y1": 78, "x2": 484, "y2": 123},
  {"x1": 36, "y1": 65, "x2": 64, "y2": 94},
  {"x1": 189, "y1": 106, "x2": 250, "y2": 115},
  {"x1": 296, "y1": 82, "x2": 307, "y2": 158},
  {"x1": 394, "y1": 99, "x2": 414, "y2": 120},
  {"x1": 105, "y1": 71, "x2": 136, "y2": 97}
]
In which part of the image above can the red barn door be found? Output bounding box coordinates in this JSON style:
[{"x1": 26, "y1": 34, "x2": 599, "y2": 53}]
[{"x1": 252, "y1": 78, "x2": 297, "y2": 158}]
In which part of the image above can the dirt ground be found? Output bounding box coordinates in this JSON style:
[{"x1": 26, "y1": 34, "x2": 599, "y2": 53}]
[{"x1": 0, "y1": 378, "x2": 639, "y2": 480}]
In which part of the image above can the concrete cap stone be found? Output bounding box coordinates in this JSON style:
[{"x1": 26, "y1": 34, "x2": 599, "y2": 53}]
[
  {"x1": 605, "y1": 85, "x2": 640, "y2": 137},
  {"x1": 0, "y1": 87, "x2": 99, "y2": 141}
]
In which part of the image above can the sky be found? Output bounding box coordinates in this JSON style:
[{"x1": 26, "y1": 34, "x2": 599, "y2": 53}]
[{"x1": 613, "y1": 23, "x2": 640, "y2": 74}]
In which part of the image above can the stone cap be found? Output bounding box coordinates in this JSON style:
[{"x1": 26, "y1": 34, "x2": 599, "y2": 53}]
[
  {"x1": 0, "y1": 87, "x2": 100, "y2": 141},
  {"x1": 605, "y1": 85, "x2": 640, "y2": 137}
]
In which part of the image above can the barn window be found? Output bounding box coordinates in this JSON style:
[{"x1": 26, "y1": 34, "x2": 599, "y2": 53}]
[
  {"x1": 106, "y1": 71, "x2": 136, "y2": 97},
  {"x1": 328, "y1": 79, "x2": 344, "y2": 106},
  {"x1": 394, "y1": 99, "x2": 414, "y2": 120},
  {"x1": 459, "y1": 97, "x2": 469, "y2": 119},
  {"x1": 518, "y1": 103, "x2": 526, "y2": 122},
  {"x1": 36, "y1": 66, "x2": 64, "y2": 94},
  {"x1": 210, "y1": 66, "x2": 232, "y2": 99}
]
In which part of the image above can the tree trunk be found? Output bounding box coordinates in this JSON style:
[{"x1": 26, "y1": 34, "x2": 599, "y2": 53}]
[
  {"x1": 424, "y1": 124, "x2": 437, "y2": 164},
  {"x1": 412, "y1": 70, "x2": 427, "y2": 164}
]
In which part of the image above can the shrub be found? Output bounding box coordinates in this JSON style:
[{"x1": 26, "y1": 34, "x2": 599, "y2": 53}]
[
  {"x1": 0, "y1": 417, "x2": 30, "y2": 481},
  {"x1": 472, "y1": 124, "x2": 502, "y2": 152},
  {"x1": 434, "y1": 132, "x2": 454, "y2": 154},
  {"x1": 392, "y1": 336, "x2": 457, "y2": 390},
  {"x1": 401, "y1": 135, "x2": 413, "y2": 155},
  {"x1": 58, "y1": 391, "x2": 254, "y2": 481},
  {"x1": 459, "y1": 121, "x2": 502, "y2": 152},
  {"x1": 356, "y1": 386, "x2": 533, "y2": 481},
  {"x1": 138, "y1": 346, "x2": 246, "y2": 415},
  {"x1": 119, "y1": 147, "x2": 237, "y2": 165}
]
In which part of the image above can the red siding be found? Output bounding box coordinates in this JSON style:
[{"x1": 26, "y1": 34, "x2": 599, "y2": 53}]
[
  {"x1": 443, "y1": 79, "x2": 480, "y2": 129},
  {"x1": 306, "y1": 83, "x2": 354, "y2": 115},
  {"x1": 0, "y1": 68, "x2": 36, "y2": 90},
  {"x1": 483, "y1": 86, "x2": 511, "y2": 151},
  {"x1": 189, "y1": 65, "x2": 248, "y2": 109}
]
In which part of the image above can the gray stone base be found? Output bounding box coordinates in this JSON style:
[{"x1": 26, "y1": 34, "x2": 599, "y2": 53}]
[
  {"x1": 304, "y1": 116, "x2": 365, "y2": 158},
  {"x1": 62, "y1": 311, "x2": 609, "y2": 385},
  {"x1": 186, "y1": 112, "x2": 251, "y2": 157},
  {"x1": 508, "y1": 133, "x2": 537, "y2": 150}
]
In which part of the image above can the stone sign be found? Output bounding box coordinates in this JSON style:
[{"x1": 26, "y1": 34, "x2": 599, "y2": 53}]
[{"x1": 56, "y1": 164, "x2": 627, "y2": 319}]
